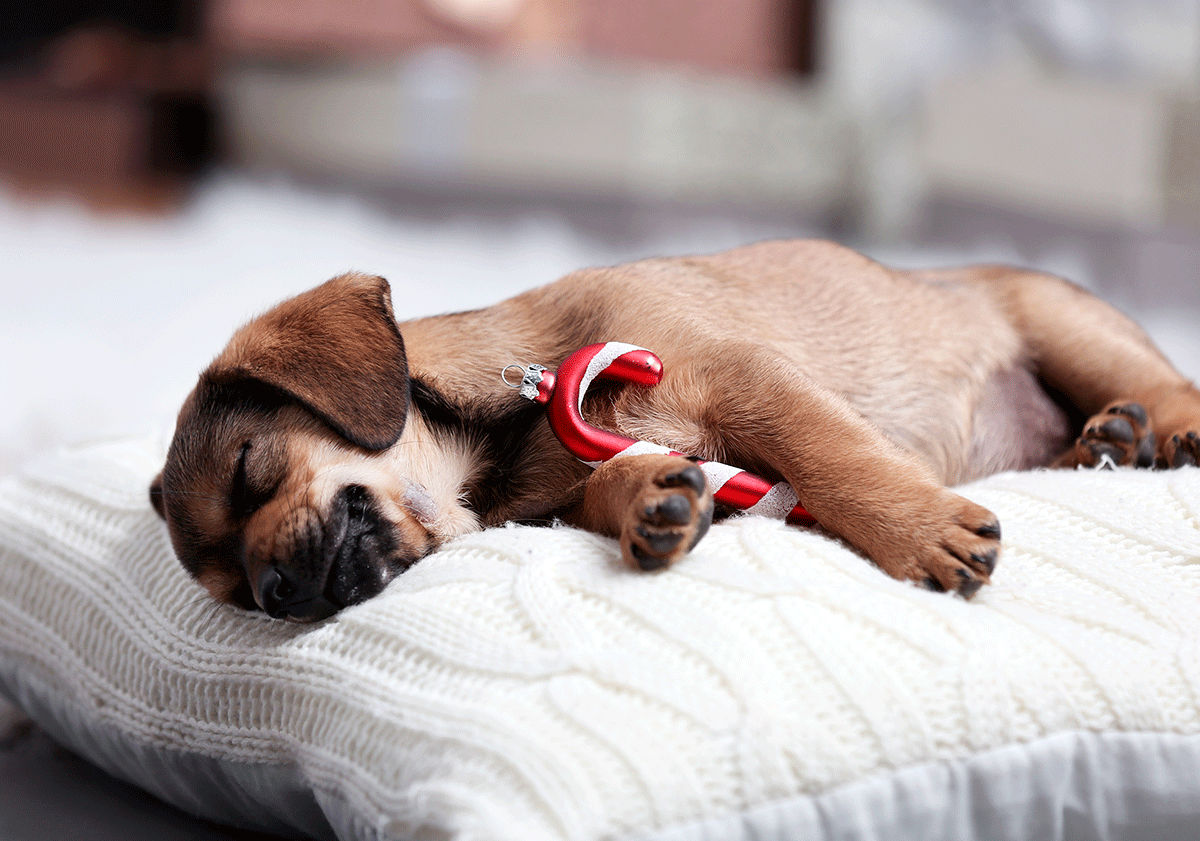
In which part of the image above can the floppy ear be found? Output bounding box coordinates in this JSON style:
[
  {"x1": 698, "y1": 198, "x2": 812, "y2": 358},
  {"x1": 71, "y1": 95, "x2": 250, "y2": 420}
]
[
  {"x1": 207, "y1": 273, "x2": 410, "y2": 450},
  {"x1": 149, "y1": 472, "x2": 166, "y2": 519}
]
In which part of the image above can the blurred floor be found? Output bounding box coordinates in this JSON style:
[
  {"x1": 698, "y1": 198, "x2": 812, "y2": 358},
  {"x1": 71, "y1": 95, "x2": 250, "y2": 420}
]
[{"x1": 0, "y1": 721, "x2": 284, "y2": 841}]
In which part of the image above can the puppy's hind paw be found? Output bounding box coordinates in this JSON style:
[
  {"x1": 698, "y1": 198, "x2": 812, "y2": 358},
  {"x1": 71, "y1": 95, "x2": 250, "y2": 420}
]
[
  {"x1": 1162, "y1": 429, "x2": 1200, "y2": 468},
  {"x1": 1056, "y1": 402, "x2": 1155, "y2": 469},
  {"x1": 621, "y1": 461, "x2": 714, "y2": 571}
]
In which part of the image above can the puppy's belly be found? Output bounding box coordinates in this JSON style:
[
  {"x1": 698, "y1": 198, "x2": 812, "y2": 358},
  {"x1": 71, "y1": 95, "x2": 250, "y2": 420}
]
[{"x1": 964, "y1": 365, "x2": 1071, "y2": 481}]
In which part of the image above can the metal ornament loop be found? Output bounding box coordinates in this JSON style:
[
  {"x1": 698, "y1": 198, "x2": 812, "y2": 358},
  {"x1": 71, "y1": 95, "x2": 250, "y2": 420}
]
[
  {"x1": 501, "y1": 363, "x2": 549, "y2": 401},
  {"x1": 500, "y1": 363, "x2": 527, "y2": 389}
]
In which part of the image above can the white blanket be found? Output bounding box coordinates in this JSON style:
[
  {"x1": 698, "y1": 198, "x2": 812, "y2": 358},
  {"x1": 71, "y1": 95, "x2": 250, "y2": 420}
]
[{"x1": 1, "y1": 437, "x2": 1199, "y2": 840}]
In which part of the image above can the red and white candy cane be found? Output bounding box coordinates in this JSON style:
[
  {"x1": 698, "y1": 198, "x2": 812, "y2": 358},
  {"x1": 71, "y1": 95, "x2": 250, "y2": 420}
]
[{"x1": 503, "y1": 342, "x2": 814, "y2": 524}]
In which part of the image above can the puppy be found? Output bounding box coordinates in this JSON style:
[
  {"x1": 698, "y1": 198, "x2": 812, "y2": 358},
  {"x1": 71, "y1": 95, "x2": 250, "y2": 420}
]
[{"x1": 151, "y1": 240, "x2": 1200, "y2": 620}]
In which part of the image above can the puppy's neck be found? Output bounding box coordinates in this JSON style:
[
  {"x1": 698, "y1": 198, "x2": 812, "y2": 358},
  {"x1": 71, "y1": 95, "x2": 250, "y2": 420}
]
[{"x1": 382, "y1": 410, "x2": 484, "y2": 543}]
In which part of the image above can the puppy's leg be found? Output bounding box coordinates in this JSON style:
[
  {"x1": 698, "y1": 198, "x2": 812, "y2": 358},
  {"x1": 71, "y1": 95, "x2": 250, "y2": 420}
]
[
  {"x1": 621, "y1": 345, "x2": 1001, "y2": 596},
  {"x1": 987, "y1": 271, "x2": 1200, "y2": 467},
  {"x1": 564, "y1": 454, "x2": 714, "y2": 571}
]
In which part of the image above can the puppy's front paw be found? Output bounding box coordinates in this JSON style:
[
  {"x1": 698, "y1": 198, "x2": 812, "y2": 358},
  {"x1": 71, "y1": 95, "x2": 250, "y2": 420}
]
[
  {"x1": 621, "y1": 461, "x2": 714, "y2": 571},
  {"x1": 862, "y1": 489, "x2": 1001, "y2": 598}
]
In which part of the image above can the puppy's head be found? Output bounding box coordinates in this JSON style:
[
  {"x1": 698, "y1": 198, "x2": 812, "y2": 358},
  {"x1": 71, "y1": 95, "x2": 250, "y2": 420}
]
[{"x1": 151, "y1": 273, "x2": 459, "y2": 621}]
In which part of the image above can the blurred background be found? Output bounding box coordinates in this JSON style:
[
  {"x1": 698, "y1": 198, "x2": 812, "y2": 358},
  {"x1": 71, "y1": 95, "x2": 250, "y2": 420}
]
[
  {"x1": 1, "y1": 0, "x2": 1199, "y2": 474},
  {"x1": 1, "y1": 2, "x2": 1199, "y2": 835}
]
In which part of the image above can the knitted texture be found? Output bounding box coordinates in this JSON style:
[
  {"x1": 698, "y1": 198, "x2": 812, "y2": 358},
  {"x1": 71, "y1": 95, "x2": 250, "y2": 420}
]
[{"x1": 2, "y1": 437, "x2": 1200, "y2": 840}]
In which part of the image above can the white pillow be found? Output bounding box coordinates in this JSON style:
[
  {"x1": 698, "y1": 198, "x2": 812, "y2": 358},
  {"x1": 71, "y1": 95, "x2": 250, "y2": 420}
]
[{"x1": 2, "y1": 437, "x2": 1200, "y2": 841}]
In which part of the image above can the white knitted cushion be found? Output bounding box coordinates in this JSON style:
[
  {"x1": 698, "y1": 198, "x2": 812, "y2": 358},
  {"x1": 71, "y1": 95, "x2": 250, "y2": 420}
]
[{"x1": 2, "y1": 437, "x2": 1200, "y2": 841}]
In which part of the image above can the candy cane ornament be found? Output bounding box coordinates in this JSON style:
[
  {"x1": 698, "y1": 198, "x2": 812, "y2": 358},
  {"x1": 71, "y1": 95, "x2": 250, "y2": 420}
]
[{"x1": 502, "y1": 342, "x2": 814, "y2": 524}]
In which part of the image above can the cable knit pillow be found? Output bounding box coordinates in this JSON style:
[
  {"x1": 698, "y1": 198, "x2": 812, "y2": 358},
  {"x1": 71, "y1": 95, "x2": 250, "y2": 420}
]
[{"x1": 2, "y1": 436, "x2": 1200, "y2": 841}]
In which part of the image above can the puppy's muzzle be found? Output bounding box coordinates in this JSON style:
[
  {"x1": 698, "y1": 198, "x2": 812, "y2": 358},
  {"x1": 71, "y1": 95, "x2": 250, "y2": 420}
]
[{"x1": 256, "y1": 485, "x2": 395, "y2": 621}]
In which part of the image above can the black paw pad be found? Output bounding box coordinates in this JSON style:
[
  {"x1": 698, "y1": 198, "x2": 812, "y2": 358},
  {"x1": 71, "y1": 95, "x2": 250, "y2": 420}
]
[
  {"x1": 1136, "y1": 433, "x2": 1157, "y2": 467},
  {"x1": 646, "y1": 494, "x2": 692, "y2": 525},
  {"x1": 686, "y1": 501, "x2": 714, "y2": 551},
  {"x1": 1107, "y1": 402, "x2": 1148, "y2": 426},
  {"x1": 1083, "y1": 440, "x2": 1125, "y2": 465},
  {"x1": 662, "y1": 464, "x2": 707, "y2": 496},
  {"x1": 1094, "y1": 417, "x2": 1134, "y2": 444},
  {"x1": 635, "y1": 526, "x2": 684, "y2": 555},
  {"x1": 631, "y1": 544, "x2": 669, "y2": 571}
]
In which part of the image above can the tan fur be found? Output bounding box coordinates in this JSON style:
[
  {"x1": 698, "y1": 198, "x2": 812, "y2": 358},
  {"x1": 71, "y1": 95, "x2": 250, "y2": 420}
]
[{"x1": 152, "y1": 240, "x2": 1200, "y2": 617}]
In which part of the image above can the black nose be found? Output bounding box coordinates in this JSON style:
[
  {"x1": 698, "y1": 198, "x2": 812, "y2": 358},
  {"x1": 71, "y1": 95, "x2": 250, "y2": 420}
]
[
  {"x1": 252, "y1": 486, "x2": 396, "y2": 621},
  {"x1": 256, "y1": 565, "x2": 337, "y2": 622}
]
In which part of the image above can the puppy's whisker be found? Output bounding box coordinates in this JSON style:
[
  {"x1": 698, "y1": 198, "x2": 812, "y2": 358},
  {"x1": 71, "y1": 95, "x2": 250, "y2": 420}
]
[
  {"x1": 180, "y1": 592, "x2": 208, "y2": 612},
  {"x1": 200, "y1": 600, "x2": 226, "y2": 627}
]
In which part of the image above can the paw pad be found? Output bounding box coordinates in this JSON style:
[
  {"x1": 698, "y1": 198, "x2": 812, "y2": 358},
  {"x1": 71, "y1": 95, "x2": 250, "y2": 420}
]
[
  {"x1": 622, "y1": 460, "x2": 714, "y2": 573},
  {"x1": 1070, "y1": 402, "x2": 1155, "y2": 468}
]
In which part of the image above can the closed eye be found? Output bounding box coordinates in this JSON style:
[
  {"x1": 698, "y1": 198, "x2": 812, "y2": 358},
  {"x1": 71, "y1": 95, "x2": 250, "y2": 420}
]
[{"x1": 230, "y1": 441, "x2": 262, "y2": 518}]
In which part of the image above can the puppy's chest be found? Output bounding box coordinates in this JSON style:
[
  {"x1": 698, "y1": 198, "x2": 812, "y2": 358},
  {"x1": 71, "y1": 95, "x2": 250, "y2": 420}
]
[{"x1": 451, "y1": 395, "x2": 593, "y2": 523}]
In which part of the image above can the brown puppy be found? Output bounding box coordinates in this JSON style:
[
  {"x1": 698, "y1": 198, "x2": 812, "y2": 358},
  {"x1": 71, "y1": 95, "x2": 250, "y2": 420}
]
[{"x1": 151, "y1": 240, "x2": 1200, "y2": 620}]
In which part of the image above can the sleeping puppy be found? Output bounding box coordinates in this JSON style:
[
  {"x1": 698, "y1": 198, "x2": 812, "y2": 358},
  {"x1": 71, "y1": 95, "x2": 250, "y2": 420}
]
[{"x1": 150, "y1": 240, "x2": 1200, "y2": 620}]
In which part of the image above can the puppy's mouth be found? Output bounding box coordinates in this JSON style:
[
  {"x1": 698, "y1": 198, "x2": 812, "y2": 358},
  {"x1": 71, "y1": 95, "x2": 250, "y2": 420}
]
[{"x1": 254, "y1": 484, "x2": 416, "y2": 622}]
